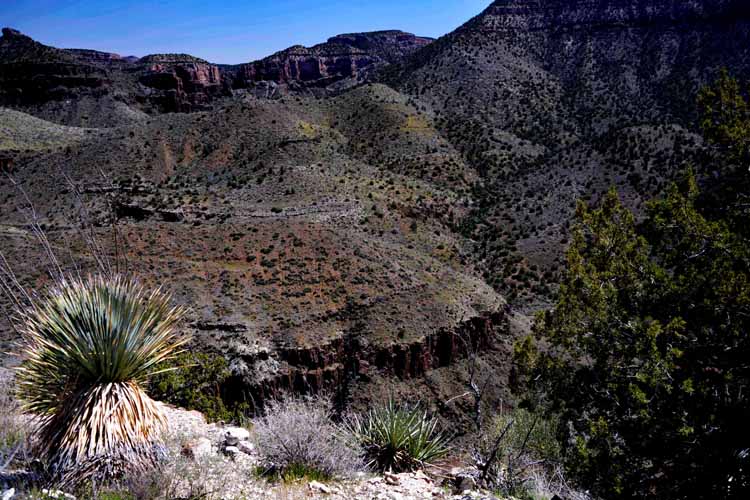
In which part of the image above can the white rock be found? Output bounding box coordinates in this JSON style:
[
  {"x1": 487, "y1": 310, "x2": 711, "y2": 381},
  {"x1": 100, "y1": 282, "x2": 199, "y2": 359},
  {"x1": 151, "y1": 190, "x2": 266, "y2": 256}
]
[
  {"x1": 223, "y1": 426, "x2": 250, "y2": 445},
  {"x1": 181, "y1": 437, "x2": 213, "y2": 460},
  {"x1": 224, "y1": 445, "x2": 241, "y2": 457},
  {"x1": 384, "y1": 471, "x2": 400, "y2": 485},
  {"x1": 309, "y1": 481, "x2": 333, "y2": 494},
  {"x1": 237, "y1": 440, "x2": 255, "y2": 455},
  {"x1": 40, "y1": 490, "x2": 75, "y2": 500},
  {"x1": 413, "y1": 470, "x2": 430, "y2": 481},
  {"x1": 2, "y1": 488, "x2": 15, "y2": 500}
]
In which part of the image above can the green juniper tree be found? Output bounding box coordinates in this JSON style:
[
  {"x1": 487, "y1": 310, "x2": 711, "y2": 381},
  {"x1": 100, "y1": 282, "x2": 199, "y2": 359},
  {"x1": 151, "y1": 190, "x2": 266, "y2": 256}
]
[{"x1": 514, "y1": 72, "x2": 750, "y2": 499}]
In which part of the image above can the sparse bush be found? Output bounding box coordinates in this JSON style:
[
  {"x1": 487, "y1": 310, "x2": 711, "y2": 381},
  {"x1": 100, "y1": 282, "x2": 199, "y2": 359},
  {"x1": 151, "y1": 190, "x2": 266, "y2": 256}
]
[
  {"x1": 147, "y1": 351, "x2": 242, "y2": 423},
  {"x1": 490, "y1": 408, "x2": 560, "y2": 463},
  {"x1": 85, "y1": 428, "x2": 222, "y2": 500},
  {"x1": 345, "y1": 398, "x2": 450, "y2": 472},
  {"x1": 253, "y1": 396, "x2": 364, "y2": 481},
  {"x1": 15, "y1": 275, "x2": 187, "y2": 487},
  {"x1": 473, "y1": 408, "x2": 561, "y2": 498}
]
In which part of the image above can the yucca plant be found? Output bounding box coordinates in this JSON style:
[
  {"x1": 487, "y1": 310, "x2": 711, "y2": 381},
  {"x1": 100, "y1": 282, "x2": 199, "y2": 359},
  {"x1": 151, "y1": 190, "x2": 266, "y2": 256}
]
[
  {"x1": 345, "y1": 399, "x2": 451, "y2": 472},
  {"x1": 14, "y1": 274, "x2": 187, "y2": 486}
]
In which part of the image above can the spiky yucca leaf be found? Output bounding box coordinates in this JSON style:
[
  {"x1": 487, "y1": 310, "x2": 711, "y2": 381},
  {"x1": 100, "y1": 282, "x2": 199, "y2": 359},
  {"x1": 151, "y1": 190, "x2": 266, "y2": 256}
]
[
  {"x1": 14, "y1": 274, "x2": 187, "y2": 484},
  {"x1": 345, "y1": 398, "x2": 450, "y2": 472}
]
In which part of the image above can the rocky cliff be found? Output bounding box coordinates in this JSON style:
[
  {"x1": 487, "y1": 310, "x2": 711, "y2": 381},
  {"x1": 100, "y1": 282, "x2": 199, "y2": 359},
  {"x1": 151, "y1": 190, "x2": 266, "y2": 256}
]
[
  {"x1": 226, "y1": 30, "x2": 432, "y2": 88},
  {"x1": 0, "y1": 28, "x2": 432, "y2": 122},
  {"x1": 138, "y1": 54, "x2": 227, "y2": 112},
  {"x1": 0, "y1": 28, "x2": 229, "y2": 120},
  {"x1": 66, "y1": 48, "x2": 138, "y2": 65},
  {"x1": 0, "y1": 28, "x2": 108, "y2": 106}
]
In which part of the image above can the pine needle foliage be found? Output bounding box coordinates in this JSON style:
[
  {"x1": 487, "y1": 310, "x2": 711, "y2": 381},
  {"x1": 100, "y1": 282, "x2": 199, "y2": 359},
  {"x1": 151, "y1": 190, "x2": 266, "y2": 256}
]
[
  {"x1": 14, "y1": 274, "x2": 187, "y2": 486},
  {"x1": 345, "y1": 399, "x2": 450, "y2": 472}
]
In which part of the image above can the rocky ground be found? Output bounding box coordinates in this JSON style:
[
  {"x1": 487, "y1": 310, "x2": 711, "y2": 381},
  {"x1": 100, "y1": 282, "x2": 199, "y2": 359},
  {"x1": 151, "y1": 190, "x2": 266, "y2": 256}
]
[
  {"x1": 152, "y1": 404, "x2": 499, "y2": 500},
  {"x1": 0, "y1": 399, "x2": 501, "y2": 500}
]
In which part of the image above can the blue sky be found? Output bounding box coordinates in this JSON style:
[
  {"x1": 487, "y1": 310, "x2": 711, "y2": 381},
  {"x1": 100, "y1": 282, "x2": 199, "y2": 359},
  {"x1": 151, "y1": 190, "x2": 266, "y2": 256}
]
[{"x1": 1, "y1": 1, "x2": 490, "y2": 64}]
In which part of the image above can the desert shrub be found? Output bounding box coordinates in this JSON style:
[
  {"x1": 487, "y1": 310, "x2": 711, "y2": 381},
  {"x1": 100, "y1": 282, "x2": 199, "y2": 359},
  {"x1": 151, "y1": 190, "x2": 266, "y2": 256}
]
[
  {"x1": 473, "y1": 408, "x2": 561, "y2": 498},
  {"x1": 490, "y1": 409, "x2": 560, "y2": 464},
  {"x1": 147, "y1": 351, "x2": 243, "y2": 423},
  {"x1": 14, "y1": 274, "x2": 187, "y2": 487},
  {"x1": 345, "y1": 398, "x2": 450, "y2": 472},
  {"x1": 252, "y1": 396, "x2": 363, "y2": 481}
]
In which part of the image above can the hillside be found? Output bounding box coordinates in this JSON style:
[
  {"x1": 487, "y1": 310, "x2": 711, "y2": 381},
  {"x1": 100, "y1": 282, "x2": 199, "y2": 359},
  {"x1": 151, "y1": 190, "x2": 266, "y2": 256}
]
[
  {"x1": 383, "y1": 0, "x2": 750, "y2": 309},
  {"x1": 0, "y1": 87, "x2": 509, "y2": 425}
]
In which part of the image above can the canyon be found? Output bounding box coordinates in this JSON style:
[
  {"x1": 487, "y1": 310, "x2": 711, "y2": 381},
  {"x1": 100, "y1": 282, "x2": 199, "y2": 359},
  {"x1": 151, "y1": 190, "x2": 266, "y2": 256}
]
[{"x1": 2, "y1": 0, "x2": 750, "y2": 427}]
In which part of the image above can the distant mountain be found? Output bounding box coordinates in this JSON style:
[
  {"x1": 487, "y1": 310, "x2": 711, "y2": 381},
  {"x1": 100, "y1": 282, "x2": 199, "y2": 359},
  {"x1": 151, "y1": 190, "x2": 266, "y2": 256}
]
[
  {"x1": 0, "y1": 28, "x2": 433, "y2": 125},
  {"x1": 0, "y1": 27, "x2": 228, "y2": 123}
]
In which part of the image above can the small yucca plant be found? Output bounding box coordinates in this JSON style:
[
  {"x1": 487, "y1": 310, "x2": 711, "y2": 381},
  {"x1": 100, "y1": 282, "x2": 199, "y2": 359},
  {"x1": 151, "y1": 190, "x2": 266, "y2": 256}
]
[
  {"x1": 345, "y1": 399, "x2": 451, "y2": 472},
  {"x1": 14, "y1": 274, "x2": 187, "y2": 486}
]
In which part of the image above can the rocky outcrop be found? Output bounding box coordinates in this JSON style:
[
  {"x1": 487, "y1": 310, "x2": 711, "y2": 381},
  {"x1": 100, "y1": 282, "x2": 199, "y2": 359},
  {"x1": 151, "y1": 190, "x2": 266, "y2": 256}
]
[
  {"x1": 226, "y1": 30, "x2": 432, "y2": 88},
  {"x1": 138, "y1": 54, "x2": 227, "y2": 112},
  {"x1": 225, "y1": 309, "x2": 507, "y2": 412},
  {"x1": 328, "y1": 31, "x2": 433, "y2": 64},
  {"x1": 0, "y1": 28, "x2": 228, "y2": 117},
  {"x1": 0, "y1": 28, "x2": 432, "y2": 118},
  {"x1": 65, "y1": 48, "x2": 132, "y2": 65}
]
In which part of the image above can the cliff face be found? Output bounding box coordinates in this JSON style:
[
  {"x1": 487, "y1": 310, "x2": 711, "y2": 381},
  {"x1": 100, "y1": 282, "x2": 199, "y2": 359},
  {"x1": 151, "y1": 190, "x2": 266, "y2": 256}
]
[
  {"x1": 223, "y1": 309, "x2": 508, "y2": 413},
  {"x1": 0, "y1": 29, "x2": 229, "y2": 118},
  {"x1": 138, "y1": 55, "x2": 226, "y2": 112},
  {"x1": 0, "y1": 28, "x2": 433, "y2": 122},
  {"x1": 227, "y1": 30, "x2": 432, "y2": 88},
  {"x1": 473, "y1": 0, "x2": 748, "y2": 30},
  {"x1": 66, "y1": 48, "x2": 137, "y2": 65}
]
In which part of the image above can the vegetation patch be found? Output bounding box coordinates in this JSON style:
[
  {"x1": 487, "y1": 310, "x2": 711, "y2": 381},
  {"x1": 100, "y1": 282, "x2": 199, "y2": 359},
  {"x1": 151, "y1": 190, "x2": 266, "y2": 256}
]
[
  {"x1": 345, "y1": 398, "x2": 451, "y2": 473},
  {"x1": 252, "y1": 397, "x2": 364, "y2": 481},
  {"x1": 148, "y1": 351, "x2": 246, "y2": 423}
]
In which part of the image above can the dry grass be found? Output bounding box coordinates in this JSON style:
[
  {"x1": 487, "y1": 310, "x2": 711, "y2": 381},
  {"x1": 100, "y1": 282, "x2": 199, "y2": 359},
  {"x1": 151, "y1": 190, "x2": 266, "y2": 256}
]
[{"x1": 253, "y1": 396, "x2": 365, "y2": 481}]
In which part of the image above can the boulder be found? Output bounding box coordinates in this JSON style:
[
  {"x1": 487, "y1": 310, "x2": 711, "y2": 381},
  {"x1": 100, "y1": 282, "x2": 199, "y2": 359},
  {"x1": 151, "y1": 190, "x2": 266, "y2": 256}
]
[
  {"x1": 223, "y1": 445, "x2": 241, "y2": 458},
  {"x1": 181, "y1": 437, "x2": 213, "y2": 460},
  {"x1": 237, "y1": 440, "x2": 255, "y2": 456},
  {"x1": 308, "y1": 481, "x2": 332, "y2": 494},
  {"x1": 223, "y1": 426, "x2": 251, "y2": 446}
]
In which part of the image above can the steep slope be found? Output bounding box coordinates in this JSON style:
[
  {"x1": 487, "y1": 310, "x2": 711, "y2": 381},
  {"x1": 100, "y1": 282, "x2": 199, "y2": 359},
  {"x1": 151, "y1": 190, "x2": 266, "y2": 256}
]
[{"x1": 384, "y1": 0, "x2": 750, "y2": 309}]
